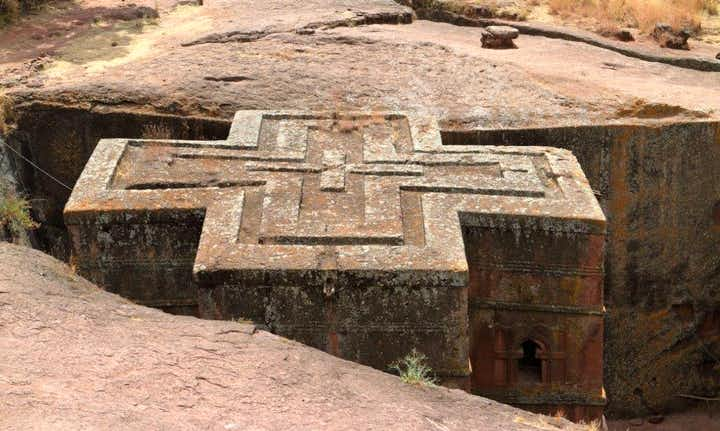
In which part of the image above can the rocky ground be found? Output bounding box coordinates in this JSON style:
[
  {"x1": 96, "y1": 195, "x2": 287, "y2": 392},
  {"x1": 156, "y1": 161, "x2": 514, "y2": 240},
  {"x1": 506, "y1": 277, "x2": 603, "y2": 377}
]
[
  {"x1": 0, "y1": 0, "x2": 719, "y2": 126},
  {"x1": 608, "y1": 409, "x2": 720, "y2": 431},
  {"x1": 0, "y1": 243, "x2": 585, "y2": 430}
]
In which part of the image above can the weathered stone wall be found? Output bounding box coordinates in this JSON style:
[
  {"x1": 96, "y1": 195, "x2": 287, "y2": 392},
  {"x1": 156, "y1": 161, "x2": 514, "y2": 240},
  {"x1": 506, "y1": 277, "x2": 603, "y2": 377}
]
[
  {"x1": 464, "y1": 222, "x2": 606, "y2": 422},
  {"x1": 67, "y1": 211, "x2": 205, "y2": 315},
  {"x1": 200, "y1": 274, "x2": 471, "y2": 383},
  {"x1": 7, "y1": 104, "x2": 231, "y2": 259},
  {"x1": 444, "y1": 121, "x2": 720, "y2": 416}
]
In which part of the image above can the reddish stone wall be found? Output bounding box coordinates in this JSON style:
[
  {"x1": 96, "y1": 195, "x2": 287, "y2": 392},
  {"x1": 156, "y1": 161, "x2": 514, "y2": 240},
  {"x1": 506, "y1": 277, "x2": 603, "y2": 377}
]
[
  {"x1": 68, "y1": 211, "x2": 204, "y2": 315},
  {"x1": 464, "y1": 222, "x2": 605, "y2": 420},
  {"x1": 444, "y1": 121, "x2": 720, "y2": 415}
]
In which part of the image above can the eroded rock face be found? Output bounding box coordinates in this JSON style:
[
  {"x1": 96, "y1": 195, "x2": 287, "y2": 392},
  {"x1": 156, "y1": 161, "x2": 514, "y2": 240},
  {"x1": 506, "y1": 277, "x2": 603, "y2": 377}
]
[
  {"x1": 0, "y1": 242, "x2": 583, "y2": 431},
  {"x1": 64, "y1": 110, "x2": 607, "y2": 421}
]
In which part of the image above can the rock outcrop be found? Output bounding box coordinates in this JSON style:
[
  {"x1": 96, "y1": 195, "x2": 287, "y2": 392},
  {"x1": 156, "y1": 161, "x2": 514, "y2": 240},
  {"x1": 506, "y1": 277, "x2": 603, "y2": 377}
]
[
  {"x1": 0, "y1": 243, "x2": 582, "y2": 430},
  {"x1": 651, "y1": 23, "x2": 691, "y2": 50},
  {"x1": 480, "y1": 25, "x2": 519, "y2": 48}
]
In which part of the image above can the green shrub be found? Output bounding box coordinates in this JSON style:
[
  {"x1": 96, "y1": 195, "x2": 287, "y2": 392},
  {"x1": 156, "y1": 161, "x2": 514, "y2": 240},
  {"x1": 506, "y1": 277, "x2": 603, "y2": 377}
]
[
  {"x1": 0, "y1": 187, "x2": 38, "y2": 236},
  {"x1": 389, "y1": 349, "x2": 437, "y2": 386}
]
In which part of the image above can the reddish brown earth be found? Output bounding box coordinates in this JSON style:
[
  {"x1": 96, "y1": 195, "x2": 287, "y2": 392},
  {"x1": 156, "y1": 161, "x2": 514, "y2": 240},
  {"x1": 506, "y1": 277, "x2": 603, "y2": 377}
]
[{"x1": 0, "y1": 242, "x2": 586, "y2": 430}]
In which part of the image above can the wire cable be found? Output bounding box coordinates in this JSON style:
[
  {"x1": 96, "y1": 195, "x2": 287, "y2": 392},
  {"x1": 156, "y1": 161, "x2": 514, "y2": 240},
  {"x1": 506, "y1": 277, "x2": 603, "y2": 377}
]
[{"x1": 0, "y1": 139, "x2": 72, "y2": 191}]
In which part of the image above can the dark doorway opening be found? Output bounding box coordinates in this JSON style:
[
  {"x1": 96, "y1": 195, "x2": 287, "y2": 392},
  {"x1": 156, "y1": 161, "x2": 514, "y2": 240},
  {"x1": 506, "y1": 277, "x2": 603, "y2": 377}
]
[{"x1": 518, "y1": 340, "x2": 543, "y2": 383}]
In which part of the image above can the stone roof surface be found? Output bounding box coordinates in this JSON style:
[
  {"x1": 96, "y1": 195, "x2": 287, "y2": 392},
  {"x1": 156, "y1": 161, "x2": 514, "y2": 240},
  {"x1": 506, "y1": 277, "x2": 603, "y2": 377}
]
[{"x1": 65, "y1": 111, "x2": 605, "y2": 284}]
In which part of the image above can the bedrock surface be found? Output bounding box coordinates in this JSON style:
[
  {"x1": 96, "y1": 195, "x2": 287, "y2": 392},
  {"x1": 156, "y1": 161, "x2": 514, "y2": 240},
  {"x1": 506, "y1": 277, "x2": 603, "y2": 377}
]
[{"x1": 0, "y1": 242, "x2": 584, "y2": 431}]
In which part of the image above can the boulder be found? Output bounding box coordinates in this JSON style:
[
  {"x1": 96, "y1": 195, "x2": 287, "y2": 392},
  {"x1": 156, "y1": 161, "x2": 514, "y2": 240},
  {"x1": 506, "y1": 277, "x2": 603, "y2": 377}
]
[
  {"x1": 616, "y1": 28, "x2": 635, "y2": 42},
  {"x1": 481, "y1": 25, "x2": 519, "y2": 49},
  {"x1": 651, "y1": 22, "x2": 690, "y2": 50}
]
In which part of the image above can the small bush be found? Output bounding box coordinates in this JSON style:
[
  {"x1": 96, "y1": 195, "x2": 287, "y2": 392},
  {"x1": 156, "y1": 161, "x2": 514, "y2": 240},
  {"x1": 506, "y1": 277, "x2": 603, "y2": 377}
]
[
  {"x1": 0, "y1": 187, "x2": 38, "y2": 236},
  {"x1": 389, "y1": 349, "x2": 437, "y2": 386}
]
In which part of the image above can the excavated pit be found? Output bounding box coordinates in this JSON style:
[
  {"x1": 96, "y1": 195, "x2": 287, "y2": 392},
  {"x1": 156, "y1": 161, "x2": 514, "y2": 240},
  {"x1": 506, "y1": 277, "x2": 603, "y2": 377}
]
[{"x1": 2, "y1": 103, "x2": 719, "y2": 418}]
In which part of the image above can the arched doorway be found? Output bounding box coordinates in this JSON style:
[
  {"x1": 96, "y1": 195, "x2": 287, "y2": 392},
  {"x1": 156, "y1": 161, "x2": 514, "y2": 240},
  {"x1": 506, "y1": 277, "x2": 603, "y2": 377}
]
[{"x1": 517, "y1": 339, "x2": 544, "y2": 384}]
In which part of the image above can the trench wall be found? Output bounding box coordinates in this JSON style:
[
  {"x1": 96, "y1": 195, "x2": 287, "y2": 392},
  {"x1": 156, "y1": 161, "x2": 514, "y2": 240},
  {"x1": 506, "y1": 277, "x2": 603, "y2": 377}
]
[
  {"x1": 7, "y1": 104, "x2": 231, "y2": 259},
  {"x1": 444, "y1": 122, "x2": 720, "y2": 416}
]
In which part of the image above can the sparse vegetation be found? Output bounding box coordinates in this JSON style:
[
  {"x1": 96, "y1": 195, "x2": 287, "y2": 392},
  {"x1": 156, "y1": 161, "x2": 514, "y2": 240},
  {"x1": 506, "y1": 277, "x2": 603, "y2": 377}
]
[
  {"x1": 580, "y1": 419, "x2": 601, "y2": 431},
  {"x1": 142, "y1": 123, "x2": 173, "y2": 139},
  {"x1": 0, "y1": 186, "x2": 38, "y2": 237},
  {"x1": 389, "y1": 349, "x2": 437, "y2": 386},
  {"x1": 546, "y1": 0, "x2": 719, "y2": 33},
  {"x1": 0, "y1": 95, "x2": 14, "y2": 135}
]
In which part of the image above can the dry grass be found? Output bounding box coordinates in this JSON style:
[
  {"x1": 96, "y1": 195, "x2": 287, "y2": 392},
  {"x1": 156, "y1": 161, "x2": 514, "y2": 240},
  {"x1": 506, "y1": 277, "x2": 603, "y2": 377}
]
[
  {"x1": 578, "y1": 419, "x2": 601, "y2": 431},
  {"x1": 141, "y1": 123, "x2": 173, "y2": 139},
  {"x1": 0, "y1": 95, "x2": 15, "y2": 135},
  {"x1": 0, "y1": 186, "x2": 38, "y2": 237},
  {"x1": 547, "y1": 0, "x2": 719, "y2": 33}
]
